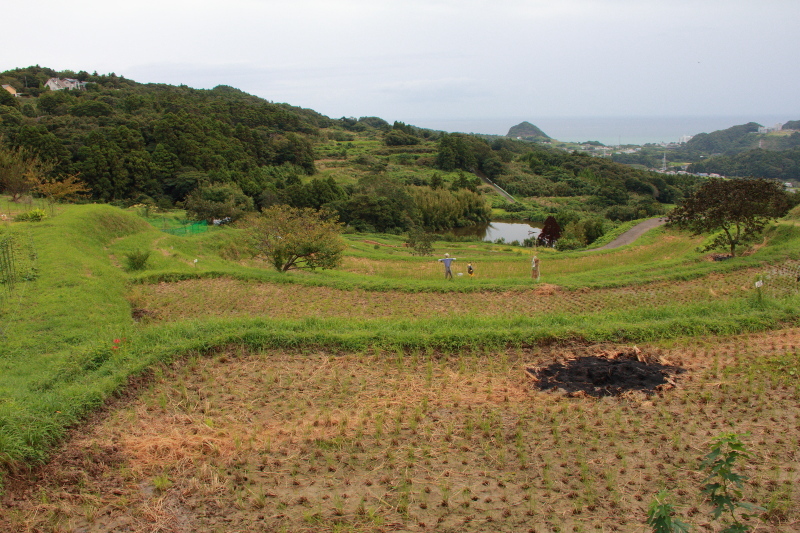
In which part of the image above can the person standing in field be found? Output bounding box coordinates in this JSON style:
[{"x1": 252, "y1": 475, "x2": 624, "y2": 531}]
[
  {"x1": 467, "y1": 263, "x2": 474, "y2": 278},
  {"x1": 531, "y1": 255, "x2": 540, "y2": 281},
  {"x1": 438, "y1": 253, "x2": 456, "y2": 280}
]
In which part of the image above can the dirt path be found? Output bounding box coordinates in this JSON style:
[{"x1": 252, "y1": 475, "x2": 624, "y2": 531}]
[{"x1": 593, "y1": 217, "x2": 667, "y2": 250}]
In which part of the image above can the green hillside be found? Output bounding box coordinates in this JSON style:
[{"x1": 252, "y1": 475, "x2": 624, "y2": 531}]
[
  {"x1": 1, "y1": 66, "x2": 701, "y2": 245},
  {"x1": 613, "y1": 120, "x2": 800, "y2": 180},
  {"x1": 688, "y1": 147, "x2": 800, "y2": 181},
  {"x1": 682, "y1": 121, "x2": 763, "y2": 154}
]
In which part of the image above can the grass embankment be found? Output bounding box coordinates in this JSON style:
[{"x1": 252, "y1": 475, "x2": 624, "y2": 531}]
[
  {"x1": 1, "y1": 203, "x2": 799, "y2": 530},
  {"x1": 1, "y1": 206, "x2": 148, "y2": 466}
]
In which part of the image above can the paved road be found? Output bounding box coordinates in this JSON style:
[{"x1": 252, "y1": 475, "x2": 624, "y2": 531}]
[
  {"x1": 593, "y1": 217, "x2": 667, "y2": 250},
  {"x1": 471, "y1": 169, "x2": 516, "y2": 203}
]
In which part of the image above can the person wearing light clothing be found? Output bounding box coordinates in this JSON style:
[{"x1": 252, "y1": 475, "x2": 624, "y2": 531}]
[
  {"x1": 531, "y1": 255, "x2": 540, "y2": 281},
  {"x1": 438, "y1": 253, "x2": 456, "y2": 280}
]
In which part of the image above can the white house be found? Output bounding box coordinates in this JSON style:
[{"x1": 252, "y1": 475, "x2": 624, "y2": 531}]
[
  {"x1": 44, "y1": 77, "x2": 87, "y2": 91},
  {"x1": 758, "y1": 123, "x2": 784, "y2": 134}
]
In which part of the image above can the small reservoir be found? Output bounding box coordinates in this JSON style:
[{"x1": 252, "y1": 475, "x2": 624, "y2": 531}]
[{"x1": 448, "y1": 221, "x2": 541, "y2": 243}]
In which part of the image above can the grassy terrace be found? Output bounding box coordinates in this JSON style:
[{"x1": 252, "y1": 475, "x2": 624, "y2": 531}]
[{"x1": 1, "y1": 202, "x2": 799, "y2": 531}]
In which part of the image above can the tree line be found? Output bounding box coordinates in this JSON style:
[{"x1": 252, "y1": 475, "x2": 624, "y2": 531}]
[
  {"x1": 0, "y1": 66, "x2": 709, "y2": 238},
  {"x1": 0, "y1": 71, "x2": 325, "y2": 205}
]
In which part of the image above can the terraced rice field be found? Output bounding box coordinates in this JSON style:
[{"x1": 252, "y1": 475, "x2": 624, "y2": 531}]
[
  {"x1": 3, "y1": 206, "x2": 799, "y2": 532},
  {"x1": 2, "y1": 332, "x2": 798, "y2": 532},
  {"x1": 127, "y1": 267, "x2": 768, "y2": 323}
]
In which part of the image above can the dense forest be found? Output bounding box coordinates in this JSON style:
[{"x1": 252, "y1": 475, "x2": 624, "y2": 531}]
[
  {"x1": 1, "y1": 66, "x2": 703, "y2": 241},
  {"x1": 687, "y1": 148, "x2": 800, "y2": 181}
]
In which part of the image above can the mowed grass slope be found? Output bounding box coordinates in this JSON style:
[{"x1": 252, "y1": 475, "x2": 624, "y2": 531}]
[{"x1": 1, "y1": 203, "x2": 799, "y2": 531}]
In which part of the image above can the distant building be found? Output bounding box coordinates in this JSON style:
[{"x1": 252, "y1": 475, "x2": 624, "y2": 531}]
[
  {"x1": 1, "y1": 84, "x2": 17, "y2": 97},
  {"x1": 758, "y1": 123, "x2": 783, "y2": 134},
  {"x1": 678, "y1": 134, "x2": 693, "y2": 144},
  {"x1": 44, "y1": 77, "x2": 87, "y2": 91}
]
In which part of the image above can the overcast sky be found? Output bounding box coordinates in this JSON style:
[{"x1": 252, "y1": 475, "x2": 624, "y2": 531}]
[{"x1": 4, "y1": 0, "x2": 799, "y2": 136}]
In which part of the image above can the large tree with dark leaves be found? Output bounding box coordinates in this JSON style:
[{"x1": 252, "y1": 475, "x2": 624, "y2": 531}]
[
  {"x1": 667, "y1": 178, "x2": 790, "y2": 257},
  {"x1": 537, "y1": 216, "x2": 562, "y2": 247}
]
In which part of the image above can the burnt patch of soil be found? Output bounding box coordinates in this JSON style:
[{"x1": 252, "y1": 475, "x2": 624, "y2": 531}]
[
  {"x1": 528, "y1": 347, "x2": 685, "y2": 397},
  {"x1": 131, "y1": 306, "x2": 158, "y2": 322}
]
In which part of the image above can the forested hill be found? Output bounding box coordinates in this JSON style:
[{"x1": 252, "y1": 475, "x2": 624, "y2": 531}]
[
  {"x1": 681, "y1": 122, "x2": 762, "y2": 154},
  {"x1": 0, "y1": 66, "x2": 331, "y2": 203},
  {"x1": 1, "y1": 66, "x2": 700, "y2": 237},
  {"x1": 678, "y1": 121, "x2": 800, "y2": 156},
  {"x1": 507, "y1": 121, "x2": 550, "y2": 141},
  {"x1": 676, "y1": 121, "x2": 800, "y2": 180}
]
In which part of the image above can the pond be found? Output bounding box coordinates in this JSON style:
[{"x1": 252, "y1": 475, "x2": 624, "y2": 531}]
[{"x1": 448, "y1": 221, "x2": 541, "y2": 244}]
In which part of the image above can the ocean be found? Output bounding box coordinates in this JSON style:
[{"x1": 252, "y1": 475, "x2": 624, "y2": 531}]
[{"x1": 409, "y1": 115, "x2": 795, "y2": 146}]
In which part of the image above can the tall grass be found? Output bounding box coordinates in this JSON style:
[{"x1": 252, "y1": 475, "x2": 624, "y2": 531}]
[{"x1": 0, "y1": 206, "x2": 144, "y2": 462}]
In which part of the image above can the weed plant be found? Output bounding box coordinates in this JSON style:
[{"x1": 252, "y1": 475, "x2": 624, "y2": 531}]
[{"x1": 124, "y1": 249, "x2": 151, "y2": 271}]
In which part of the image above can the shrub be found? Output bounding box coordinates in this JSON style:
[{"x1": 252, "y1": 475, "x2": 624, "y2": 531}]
[
  {"x1": 555, "y1": 236, "x2": 584, "y2": 251},
  {"x1": 503, "y1": 202, "x2": 527, "y2": 213},
  {"x1": 14, "y1": 209, "x2": 47, "y2": 222},
  {"x1": 246, "y1": 206, "x2": 346, "y2": 272},
  {"x1": 406, "y1": 229, "x2": 436, "y2": 256},
  {"x1": 124, "y1": 249, "x2": 151, "y2": 271},
  {"x1": 184, "y1": 182, "x2": 254, "y2": 223}
]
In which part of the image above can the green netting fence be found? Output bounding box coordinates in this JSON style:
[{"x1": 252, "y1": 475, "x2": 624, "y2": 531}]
[{"x1": 151, "y1": 220, "x2": 209, "y2": 236}]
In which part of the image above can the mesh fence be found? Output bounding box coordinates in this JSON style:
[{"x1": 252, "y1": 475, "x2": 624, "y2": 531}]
[
  {"x1": 0, "y1": 233, "x2": 16, "y2": 298},
  {"x1": 760, "y1": 261, "x2": 800, "y2": 299},
  {"x1": 159, "y1": 221, "x2": 209, "y2": 236},
  {"x1": 0, "y1": 230, "x2": 37, "y2": 305}
]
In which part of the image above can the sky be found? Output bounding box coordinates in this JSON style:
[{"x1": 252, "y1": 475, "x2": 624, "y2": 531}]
[{"x1": 4, "y1": 0, "x2": 799, "y2": 138}]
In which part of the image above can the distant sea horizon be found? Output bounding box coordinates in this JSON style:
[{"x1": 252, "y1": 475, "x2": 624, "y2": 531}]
[{"x1": 408, "y1": 115, "x2": 795, "y2": 146}]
